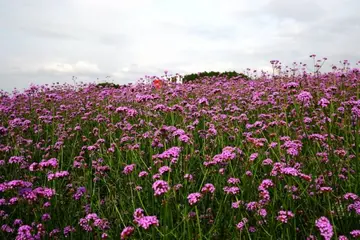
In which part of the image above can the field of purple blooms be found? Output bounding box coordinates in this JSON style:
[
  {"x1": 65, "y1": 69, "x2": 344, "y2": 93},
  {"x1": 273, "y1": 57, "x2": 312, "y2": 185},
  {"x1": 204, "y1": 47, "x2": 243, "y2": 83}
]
[{"x1": 1, "y1": 59, "x2": 360, "y2": 239}]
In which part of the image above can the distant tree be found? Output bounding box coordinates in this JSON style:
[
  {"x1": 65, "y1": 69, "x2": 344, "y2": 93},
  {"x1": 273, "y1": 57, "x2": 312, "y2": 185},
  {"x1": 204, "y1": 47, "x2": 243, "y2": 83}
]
[
  {"x1": 182, "y1": 71, "x2": 249, "y2": 83},
  {"x1": 96, "y1": 82, "x2": 120, "y2": 89}
]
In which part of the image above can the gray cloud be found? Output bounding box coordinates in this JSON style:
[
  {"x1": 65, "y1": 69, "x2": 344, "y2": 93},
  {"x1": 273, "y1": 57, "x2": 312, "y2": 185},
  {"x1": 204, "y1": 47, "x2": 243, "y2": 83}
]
[
  {"x1": 19, "y1": 27, "x2": 80, "y2": 41},
  {"x1": 0, "y1": 0, "x2": 360, "y2": 92},
  {"x1": 262, "y1": 0, "x2": 325, "y2": 22}
]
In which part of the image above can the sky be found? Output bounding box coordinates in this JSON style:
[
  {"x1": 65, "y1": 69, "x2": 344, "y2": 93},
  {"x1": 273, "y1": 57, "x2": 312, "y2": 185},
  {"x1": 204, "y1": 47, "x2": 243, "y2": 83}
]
[{"x1": 0, "y1": 0, "x2": 360, "y2": 92}]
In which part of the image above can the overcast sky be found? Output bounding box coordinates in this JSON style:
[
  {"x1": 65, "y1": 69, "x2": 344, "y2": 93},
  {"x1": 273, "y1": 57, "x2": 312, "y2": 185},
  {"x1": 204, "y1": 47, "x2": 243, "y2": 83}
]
[{"x1": 1, "y1": 0, "x2": 360, "y2": 91}]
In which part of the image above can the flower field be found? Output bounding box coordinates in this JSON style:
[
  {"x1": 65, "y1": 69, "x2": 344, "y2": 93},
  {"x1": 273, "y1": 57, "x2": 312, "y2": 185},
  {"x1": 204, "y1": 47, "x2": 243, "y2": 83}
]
[{"x1": 1, "y1": 62, "x2": 360, "y2": 239}]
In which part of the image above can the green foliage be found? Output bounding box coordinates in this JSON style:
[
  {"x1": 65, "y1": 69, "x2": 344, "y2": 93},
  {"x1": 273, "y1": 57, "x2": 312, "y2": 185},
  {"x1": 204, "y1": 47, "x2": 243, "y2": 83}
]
[
  {"x1": 182, "y1": 71, "x2": 250, "y2": 83},
  {"x1": 96, "y1": 82, "x2": 121, "y2": 89}
]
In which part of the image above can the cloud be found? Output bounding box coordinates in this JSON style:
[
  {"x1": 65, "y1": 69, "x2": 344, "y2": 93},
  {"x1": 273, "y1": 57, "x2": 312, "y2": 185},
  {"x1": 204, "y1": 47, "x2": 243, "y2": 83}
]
[
  {"x1": 0, "y1": 0, "x2": 360, "y2": 91},
  {"x1": 19, "y1": 27, "x2": 79, "y2": 41},
  {"x1": 262, "y1": 0, "x2": 325, "y2": 22},
  {"x1": 40, "y1": 61, "x2": 100, "y2": 75}
]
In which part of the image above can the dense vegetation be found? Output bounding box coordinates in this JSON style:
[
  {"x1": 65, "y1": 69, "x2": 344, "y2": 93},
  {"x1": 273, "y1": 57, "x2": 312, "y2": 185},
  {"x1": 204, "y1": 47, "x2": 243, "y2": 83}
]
[
  {"x1": 181, "y1": 71, "x2": 250, "y2": 83},
  {"x1": 0, "y1": 60, "x2": 360, "y2": 239}
]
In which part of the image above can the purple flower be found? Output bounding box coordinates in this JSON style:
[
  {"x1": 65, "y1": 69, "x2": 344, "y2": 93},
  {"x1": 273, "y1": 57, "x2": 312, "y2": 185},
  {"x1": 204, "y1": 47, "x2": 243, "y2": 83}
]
[
  {"x1": 258, "y1": 208, "x2": 267, "y2": 217},
  {"x1": 350, "y1": 230, "x2": 360, "y2": 238},
  {"x1": 173, "y1": 183, "x2": 183, "y2": 191},
  {"x1": 153, "y1": 147, "x2": 181, "y2": 160},
  {"x1": 231, "y1": 200, "x2": 243, "y2": 209},
  {"x1": 262, "y1": 159, "x2": 273, "y2": 166},
  {"x1": 13, "y1": 219, "x2": 23, "y2": 226},
  {"x1": 1, "y1": 224, "x2": 14, "y2": 233},
  {"x1": 136, "y1": 216, "x2": 159, "y2": 229},
  {"x1": 133, "y1": 208, "x2": 145, "y2": 221},
  {"x1": 318, "y1": 98, "x2": 330, "y2": 107},
  {"x1": 179, "y1": 134, "x2": 191, "y2": 143},
  {"x1": 347, "y1": 201, "x2": 360, "y2": 215},
  {"x1": 73, "y1": 187, "x2": 86, "y2": 200},
  {"x1": 246, "y1": 202, "x2": 258, "y2": 211},
  {"x1": 210, "y1": 147, "x2": 238, "y2": 165},
  {"x1": 152, "y1": 180, "x2": 170, "y2": 196},
  {"x1": 201, "y1": 183, "x2": 216, "y2": 194},
  {"x1": 121, "y1": 226, "x2": 134, "y2": 239},
  {"x1": 227, "y1": 178, "x2": 240, "y2": 185},
  {"x1": 47, "y1": 170, "x2": 69, "y2": 180},
  {"x1": 223, "y1": 186, "x2": 240, "y2": 195},
  {"x1": 249, "y1": 153, "x2": 258, "y2": 162},
  {"x1": 198, "y1": 97, "x2": 209, "y2": 105},
  {"x1": 101, "y1": 233, "x2": 108, "y2": 239},
  {"x1": 352, "y1": 107, "x2": 360, "y2": 119},
  {"x1": 79, "y1": 213, "x2": 109, "y2": 232},
  {"x1": 258, "y1": 179, "x2": 274, "y2": 191},
  {"x1": 280, "y1": 167, "x2": 300, "y2": 176},
  {"x1": 8, "y1": 156, "x2": 25, "y2": 164},
  {"x1": 159, "y1": 166, "x2": 171, "y2": 175},
  {"x1": 32, "y1": 187, "x2": 56, "y2": 199},
  {"x1": 41, "y1": 213, "x2": 51, "y2": 221},
  {"x1": 49, "y1": 228, "x2": 61, "y2": 237},
  {"x1": 133, "y1": 208, "x2": 159, "y2": 229},
  {"x1": 187, "y1": 192, "x2": 202, "y2": 205},
  {"x1": 38, "y1": 158, "x2": 58, "y2": 169},
  {"x1": 122, "y1": 164, "x2": 136, "y2": 175},
  {"x1": 277, "y1": 211, "x2": 294, "y2": 223},
  {"x1": 344, "y1": 193, "x2": 359, "y2": 200},
  {"x1": 63, "y1": 226, "x2": 76, "y2": 237},
  {"x1": 184, "y1": 174, "x2": 193, "y2": 181},
  {"x1": 236, "y1": 218, "x2": 248, "y2": 231},
  {"x1": 16, "y1": 225, "x2": 33, "y2": 240},
  {"x1": 138, "y1": 171, "x2": 149, "y2": 178},
  {"x1": 297, "y1": 91, "x2": 313, "y2": 106},
  {"x1": 315, "y1": 216, "x2": 333, "y2": 240}
]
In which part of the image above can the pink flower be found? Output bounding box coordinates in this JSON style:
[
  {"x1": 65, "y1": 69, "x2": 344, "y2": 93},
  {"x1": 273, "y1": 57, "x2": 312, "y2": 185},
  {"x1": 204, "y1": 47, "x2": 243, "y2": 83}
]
[
  {"x1": 133, "y1": 209, "x2": 159, "y2": 230},
  {"x1": 249, "y1": 153, "x2": 258, "y2": 162},
  {"x1": 344, "y1": 193, "x2": 358, "y2": 200},
  {"x1": 236, "y1": 218, "x2": 248, "y2": 231},
  {"x1": 122, "y1": 164, "x2": 136, "y2": 175},
  {"x1": 47, "y1": 171, "x2": 69, "y2": 181},
  {"x1": 133, "y1": 208, "x2": 145, "y2": 221},
  {"x1": 223, "y1": 186, "x2": 240, "y2": 195},
  {"x1": 350, "y1": 230, "x2": 360, "y2": 238},
  {"x1": 184, "y1": 174, "x2": 193, "y2": 181},
  {"x1": 315, "y1": 217, "x2": 333, "y2": 240},
  {"x1": 297, "y1": 91, "x2": 313, "y2": 106},
  {"x1": 138, "y1": 171, "x2": 149, "y2": 178},
  {"x1": 258, "y1": 179, "x2": 274, "y2": 191},
  {"x1": 173, "y1": 184, "x2": 183, "y2": 191},
  {"x1": 280, "y1": 167, "x2": 299, "y2": 176},
  {"x1": 262, "y1": 159, "x2": 273, "y2": 166},
  {"x1": 136, "y1": 216, "x2": 159, "y2": 229},
  {"x1": 246, "y1": 202, "x2": 258, "y2": 211},
  {"x1": 153, "y1": 147, "x2": 181, "y2": 160},
  {"x1": 318, "y1": 98, "x2": 330, "y2": 107},
  {"x1": 258, "y1": 208, "x2": 267, "y2": 217},
  {"x1": 121, "y1": 226, "x2": 134, "y2": 239},
  {"x1": 187, "y1": 192, "x2": 202, "y2": 205},
  {"x1": 152, "y1": 180, "x2": 170, "y2": 196},
  {"x1": 276, "y1": 210, "x2": 294, "y2": 223},
  {"x1": 201, "y1": 183, "x2": 216, "y2": 194},
  {"x1": 158, "y1": 166, "x2": 171, "y2": 175},
  {"x1": 232, "y1": 200, "x2": 243, "y2": 209},
  {"x1": 179, "y1": 134, "x2": 191, "y2": 143},
  {"x1": 227, "y1": 178, "x2": 240, "y2": 185}
]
